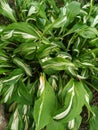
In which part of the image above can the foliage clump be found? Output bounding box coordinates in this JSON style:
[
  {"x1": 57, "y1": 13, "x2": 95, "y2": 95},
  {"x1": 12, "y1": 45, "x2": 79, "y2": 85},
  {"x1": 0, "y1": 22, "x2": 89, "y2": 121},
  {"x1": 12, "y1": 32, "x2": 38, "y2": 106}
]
[{"x1": 0, "y1": 0, "x2": 98, "y2": 129}]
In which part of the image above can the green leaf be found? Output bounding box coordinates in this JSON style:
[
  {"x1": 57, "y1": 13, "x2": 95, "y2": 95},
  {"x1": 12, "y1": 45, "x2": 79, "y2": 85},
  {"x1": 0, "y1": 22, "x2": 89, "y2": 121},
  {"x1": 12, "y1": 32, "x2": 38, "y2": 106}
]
[
  {"x1": 8, "y1": 108, "x2": 24, "y2": 130},
  {"x1": 1, "y1": 69, "x2": 23, "y2": 103},
  {"x1": 13, "y1": 57, "x2": 32, "y2": 76},
  {"x1": 38, "y1": 44, "x2": 59, "y2": 59},
  {"x1": 34, "y1": 74, "x2": 57, "y2": 130},
  {"x1": 53, "y1": 16, "x2": 68, "y2": 28},
  {"x1": 0, "y1": 68, "x2": 10, "y2": 74},
  {"x1": 53, "y1": 79, "x2": 76, "y2": 121},
  {"x1": 2, "y1": 84, "x2": 15, "y2": 103},
  {"x1": 67, "y1": 115, "x2": 82, "y2": 130},
  {"x1": 0, "y1": 26, "x2": 5, "y2": 33},
  {"x1": 0, "y1": 0, "x2": 98, "y2": 129},
  {"x1": 79, "y1": 27, "x2": 97, "y2": 39},
  {"x1": 46, "y1": 0, "x2": 58, "y2": 12},
  {"x1": 14, "y1": 42, "x2": 37, "y2": 60},
  {"x1": 44, "y1": 1, "x2": 80, "y2": 31},
  {"x1": 0, "y1": 64, "x2": 12, "y2": 74},
  {"x1": 0, "y1": 0, "x2": 16, "y2": 22},
  {"x1": 16, "y1": 79, "x2": 32, "y2": 105},
  {"x1": 2, "y1": 22, "x2": 41, "y2": 40},
  {"x1": 89, "y1": 106, "x2": 98, "y2": 130},
  {"x1": 89, "y1": 38, "x2": 98, "y2": 47},
  {"x1": 46, "y1": 119, "x2": 65, "y2": 130},
  {"x1": 53, "y1": 79, "x2": 92, "y2": 123},
  {"x1": 66, "y1": 1, "x2": 80, "y2": 22},
  {"x1": 91, "y1": 75, "x2": 98, "y2": 91},
  {"x1": 28, "y1": 1, "x2": 47, "y2": 19},
  {"x1": 3, "y1": 69, "x2": 23, "y2": 85},
  {"x1": 15, "y1": 0, "x2": 24, "y2": 7},
  {"x1": 0, "y1": 54, "x2": 9, "y2": 63},
  {"x1": 15, "y1": 0, "x2": 32, "y2": 8},
  {"x1": 66, "y1": 23, "x2": 97, "y2": 39},
  {"x1": 41, "y1": 57, "x2": 75, "y2": 75}
]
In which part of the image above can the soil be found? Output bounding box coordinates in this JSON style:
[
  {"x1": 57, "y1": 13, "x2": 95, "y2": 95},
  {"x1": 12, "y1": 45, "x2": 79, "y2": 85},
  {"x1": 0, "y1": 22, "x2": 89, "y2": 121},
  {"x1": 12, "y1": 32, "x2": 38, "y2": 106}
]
[{"x1": 0, "y1": 105, "x2": 8, "y2": 130}]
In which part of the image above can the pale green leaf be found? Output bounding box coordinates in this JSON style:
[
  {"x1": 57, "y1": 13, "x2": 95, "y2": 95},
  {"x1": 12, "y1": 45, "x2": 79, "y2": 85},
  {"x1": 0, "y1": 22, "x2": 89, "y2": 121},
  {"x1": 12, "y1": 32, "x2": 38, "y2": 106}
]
[
  {"x1": 16, "y1": 79, "x2": 32, "y2": 105},
  {"x1": 68, "y1": 115, "x2": 82, "y2": 130},
  {"x1": 66, "y1": 1, "x2": 80, "y2": 22},
  {"x1": 46, "y1": 119, "x2": 65, "y2": 130},
  {"x1": 0, "y1": 0, "x2": 16, "y2": 22},
  {"x1": 79, "y1": 28, "x2": 97, "y2": 39},
  {"x1": 89, "y1": 106, "x2": 98, "y2": 130},
  {"x1": 34, "y1": 74, "x2": 57, "y2": 130}
]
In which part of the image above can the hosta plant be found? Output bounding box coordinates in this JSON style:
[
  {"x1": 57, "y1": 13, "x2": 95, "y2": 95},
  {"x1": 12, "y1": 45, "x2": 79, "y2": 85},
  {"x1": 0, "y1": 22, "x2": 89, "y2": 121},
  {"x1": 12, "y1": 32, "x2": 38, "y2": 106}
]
[{"x1": 0, "y1": 0, "x2": 98, "y2": 129}]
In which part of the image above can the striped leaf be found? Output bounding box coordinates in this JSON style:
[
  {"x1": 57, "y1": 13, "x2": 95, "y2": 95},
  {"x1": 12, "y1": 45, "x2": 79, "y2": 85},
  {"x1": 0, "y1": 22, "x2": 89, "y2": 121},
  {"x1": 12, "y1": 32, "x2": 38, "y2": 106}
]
[
  {"x1": 8, "y1": 108, "x2": 23, "y2": 130},
  {"x1": 41, "y1": 57, "x2": 75, "y2": 75},
  {"x1": 89, "y1": 106, "x2": 98, "y2": 130},
  {"x1": 34, "y1": 74, "x2": 57, "y2": 130},
  {"x1": 53, "y1": 79, "x2": 92, "y2": 125},
  {"x1": 0, "y1": 0, "x2": 16, "y2": 22},
  {"x1": 13, "y1": 57, "x2": 32, "y2": 76},
  {"x1": 2, "y1": 22, "x2": 41, "y2": 40}
]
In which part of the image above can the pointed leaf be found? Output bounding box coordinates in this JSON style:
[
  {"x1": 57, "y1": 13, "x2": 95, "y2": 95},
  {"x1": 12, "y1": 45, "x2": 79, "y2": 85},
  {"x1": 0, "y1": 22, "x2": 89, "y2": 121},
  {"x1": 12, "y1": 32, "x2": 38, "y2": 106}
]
[
  {"x1": 13, "y1": 57, "x2": 32, "y2": 76},
  {"x1": 41, "y1": 57, "x2": 75, "y2": 74},
  {"x1": 8, "y1": 108, "x2": 23, "y2": 130},
  {"x1": 67, "y1": 115, "x2": 82, "y2": 130},
  {"x1": 89, "y1": 106, "x2": 98, "y2": 130},
  {"x1": 16, "y1": 79, "x2": 32, "y2": 105},
  {"x1": 0, "y1": 0, "x2": 16, "y2": 22},
  {"x1": 34, "y1": 74, "x2": 57, "y2": 130},
  {"x1": 66, "y1": 1, "x2": 80, "y2": 22},
  {"x1": 3, "y1": 22, "x2": 41, "y2": 40},
  {"x1": 3, "y1": 69, "x2": 23, "y2": 85},
  {"x1": 53, "y1": 79, "x2": 92, "y2": 123}
]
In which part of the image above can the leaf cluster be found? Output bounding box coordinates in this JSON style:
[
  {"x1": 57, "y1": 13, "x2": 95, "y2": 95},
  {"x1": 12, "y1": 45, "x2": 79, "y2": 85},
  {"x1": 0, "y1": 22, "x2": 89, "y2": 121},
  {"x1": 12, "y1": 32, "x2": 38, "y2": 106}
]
[{"x1": 0, "y1": 0, "x2": 98, "y2": 129}]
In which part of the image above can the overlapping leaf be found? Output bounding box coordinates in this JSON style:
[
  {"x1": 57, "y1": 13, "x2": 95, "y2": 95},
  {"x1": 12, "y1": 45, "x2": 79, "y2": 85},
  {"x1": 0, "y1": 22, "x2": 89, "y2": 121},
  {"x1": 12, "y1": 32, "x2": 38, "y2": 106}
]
[
  {"x1": 89, "y1": 106, "x2": 98, "y2": 130},
  {"x1": 2, "y1": 22, "x2": 41, "y2": 41},
  {"x1": 34, "y1": 74, "x2": 57, "y2": 130},
  {"x1": 41, "y1": 57, "x2": 75, "y2": 74},
  {"x1": 0, "y1": 0, "x2": 98, "y2": 129},
  {"x1": 53, "y1": 79, "x2": 92, "y2": 128},
  {"x1": 8, "y1": 108, "x2": 24, "y2": 130},
  {"x1": 13, "y1": 57, "x2": 32, "y2": 76},
  {"x1": 0, "y1": 0, "x2": 16, "y2": 22}
]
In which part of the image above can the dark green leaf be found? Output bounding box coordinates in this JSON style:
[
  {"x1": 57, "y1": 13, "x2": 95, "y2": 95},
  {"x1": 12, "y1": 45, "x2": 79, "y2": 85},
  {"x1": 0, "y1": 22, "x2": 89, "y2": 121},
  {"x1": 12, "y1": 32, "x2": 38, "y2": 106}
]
[{"x1": 16, "y1": 79, "x2": 32, "y2": 105}]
